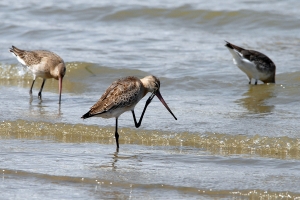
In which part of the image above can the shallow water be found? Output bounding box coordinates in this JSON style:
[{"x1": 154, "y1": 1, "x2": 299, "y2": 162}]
[{"x1": 1, "y1": 0, "x2": 300, "y2": 199}]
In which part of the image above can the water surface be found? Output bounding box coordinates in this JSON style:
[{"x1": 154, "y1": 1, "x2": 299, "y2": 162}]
[{"x1": 1, "y1": 0, "x2": 300, "y2": 199}]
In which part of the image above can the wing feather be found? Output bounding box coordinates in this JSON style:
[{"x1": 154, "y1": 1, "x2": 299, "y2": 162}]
[{"x1": 86, "y1": 76, "x2": 142, "y2": 117}]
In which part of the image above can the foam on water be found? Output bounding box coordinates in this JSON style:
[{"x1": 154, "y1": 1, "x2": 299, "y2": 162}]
[{"x1": 1, "y1": 119, "x2": 300, "y2": 160}]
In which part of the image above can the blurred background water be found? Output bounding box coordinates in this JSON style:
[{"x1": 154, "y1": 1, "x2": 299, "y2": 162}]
[{"x1": 1, "y1": 0, "x2": 300, "y2": 199}]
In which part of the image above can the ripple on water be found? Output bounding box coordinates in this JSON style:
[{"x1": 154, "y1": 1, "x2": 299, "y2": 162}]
[{"x1": 1, "y1": 120, "x2": 300, "y2": 160}]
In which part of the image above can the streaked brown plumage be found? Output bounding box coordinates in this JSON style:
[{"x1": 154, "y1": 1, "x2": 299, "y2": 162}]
[
  {"x1": 9, "y1": 46, "x2": 66, "y2": 104},
  {"x1": 86, "y1": 76, "x2": 144, "y2": 118},
  {"x1": 82, "y1": 75, "x2": 177, "y2": 149}
]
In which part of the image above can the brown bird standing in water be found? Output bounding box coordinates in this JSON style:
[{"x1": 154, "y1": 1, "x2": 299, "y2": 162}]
[
  {"x1": 81, "y1": 75, "x2": 177, "y2": 149},
  {"x1": 10, "y1": 46, "x2": 66, "y2": 104}
]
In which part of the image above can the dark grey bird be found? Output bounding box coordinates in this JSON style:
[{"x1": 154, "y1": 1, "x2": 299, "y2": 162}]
[{"x1": 225, "y1": 41, "x2": 276, "y2": 85}]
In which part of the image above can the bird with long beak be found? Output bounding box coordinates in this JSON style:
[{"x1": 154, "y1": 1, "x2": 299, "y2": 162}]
[
  {"x1": 81, "y1": 75, "x2": 177, "y2": 149},
  {"x1": 9, "y1": 46, "x2": 66, "y2": 104}
]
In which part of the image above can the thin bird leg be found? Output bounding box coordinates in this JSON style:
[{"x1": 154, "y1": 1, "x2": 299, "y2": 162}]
[
  {"x1": 132, "y1": 92, "x2": 156, "y2": 128},
  {"x1": 38, "y1": 79, "x2": 46, "y2": 99},
  {"x1": 30, "y1": 79, "x2": 36, "y2": 94},
  {"x1": 115, "y1": 117, "x2": 119, "y2": 149}
]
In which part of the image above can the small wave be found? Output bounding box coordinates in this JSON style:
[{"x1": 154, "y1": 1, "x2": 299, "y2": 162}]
[
  {"x1": 1, "y1": 120, "x2": 300, "y2": 160},
  {"x1": 101, "y1": 6, "x2": 300, "y2": 30},
  {"x1": 1, "y1": 168, "x2": 299, "y2": 198},
  {"x1": 0, "y1": 62, "x2": 179, "y2": 95},
  {"x1": 0, "y1": 62, "x2": 144, "y2": 80},
  {"x1": 0, "y1": 64, "x2": 31, "y2": 80}
]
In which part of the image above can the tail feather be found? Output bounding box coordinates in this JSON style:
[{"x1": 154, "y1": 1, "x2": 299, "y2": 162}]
[
  {"x1": 81, "y1": 111, "x2": 93, "y2": 119},
  {"x1": 224, "y1": 41, "x2": 245, "y2": 52},
  {"x1": 9, "y1": 46, "x2": 28, "y2": 65},
  {"x1": 9, "y1": 46, "x2": 25, "y2": 57},
  {"x1": 224, "y1": 40, "x2": 234, "y2": 49},
  {"x1": 81, "y1": 109, "x2": 107, "y2": 119}
]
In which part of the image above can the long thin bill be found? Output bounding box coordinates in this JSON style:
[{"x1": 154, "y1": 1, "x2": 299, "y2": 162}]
[
  {"x1": 58, "y1": 77, "x2": 63, "y2": 104},
  {"x1": 155, "y1": 90, "x2": 177, "y2": 120}
]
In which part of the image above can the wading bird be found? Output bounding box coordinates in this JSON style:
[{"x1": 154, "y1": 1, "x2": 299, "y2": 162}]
[
  {"x1": 225, "y1": 41, "x2": 276, "y2": 85},
  {"x1": 81, "y1": 75, "x2": 177, "y2": 149},
  {"x1": 10, "y1": 46, "x2": 66, "y2": 104}
]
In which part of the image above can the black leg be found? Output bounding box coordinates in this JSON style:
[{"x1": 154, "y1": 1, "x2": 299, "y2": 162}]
[
  {"x1": 132, "y1": 110, "x2": 139, "y2": 127},
  {"x1": 255, "y1": 80, "x2": 257, "y2": 85},
  {"x1": 38, "y1": 79, "x2": 46, "y2": 99},
  {"x1": 248, "y1": 78, "x2": 251, "y2": 85},
  {"x1": 132, "y1": 92, "x2": 155, "y2": 128},
  {"x1": 115, "y1": 117, "x2": 119, "y2": 149},
  {"x1": 30, "y1": 79, "x2": 35, "y2": 94}
]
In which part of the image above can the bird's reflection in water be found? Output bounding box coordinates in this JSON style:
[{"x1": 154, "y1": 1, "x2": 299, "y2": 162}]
[
  {"x1": 29, "y1": 94, "x2": 33, "y2": 104},
  {"x1": 58, "y1": 104, "x2": 62, "y2": 116},
  {"x1": 111, "y1": 150, "x2": 119, "y2": 171},
  {"x1": 236, "y1": 84, "x2": 276, "y2": 114},
  {"x1": 28, "y1": 98, "x2": 62, "y2": 119}
]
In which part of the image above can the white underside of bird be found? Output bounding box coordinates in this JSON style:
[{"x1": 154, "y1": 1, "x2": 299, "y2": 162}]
[{"x1": 227, "y1": 48, "x2": 270, "y2": 81}]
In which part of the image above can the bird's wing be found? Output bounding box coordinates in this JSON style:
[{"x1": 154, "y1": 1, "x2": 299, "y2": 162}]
[
  {"x1": 247, "y1": 50, "x2": 276, "y2": 72},
  {"x1": 88, "y1": 77, "x2": 142, "y2": 116}
]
